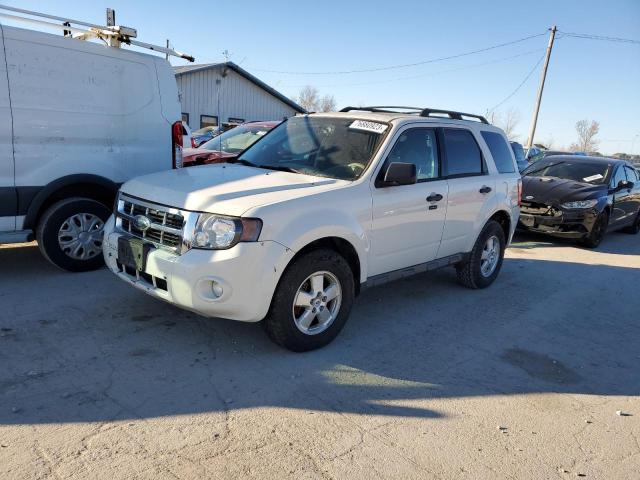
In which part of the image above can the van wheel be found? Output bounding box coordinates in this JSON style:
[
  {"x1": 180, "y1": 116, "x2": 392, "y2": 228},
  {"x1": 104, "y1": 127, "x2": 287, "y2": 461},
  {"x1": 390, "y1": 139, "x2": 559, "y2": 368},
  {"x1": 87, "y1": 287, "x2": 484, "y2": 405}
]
[
  {"x1": 456, "y1": 220, "x2": 506, "y2": 289},
  {"x1": 265, "y1": 249, "x2": 355, "y2": 352},
  {"x1": 36, "y1": 198, "x2": 111, "y2": 272}
]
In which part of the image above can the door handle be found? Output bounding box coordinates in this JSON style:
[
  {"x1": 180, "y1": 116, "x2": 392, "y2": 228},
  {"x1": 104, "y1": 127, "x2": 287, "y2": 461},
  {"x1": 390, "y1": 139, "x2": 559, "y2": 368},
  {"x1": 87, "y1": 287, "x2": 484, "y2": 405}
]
[
  {"x1": 426, "y1": 193, "x2": 443, "y2": 202},
  {"x1": 479, "y1": 186, "x2": 492, "y2": 194}
]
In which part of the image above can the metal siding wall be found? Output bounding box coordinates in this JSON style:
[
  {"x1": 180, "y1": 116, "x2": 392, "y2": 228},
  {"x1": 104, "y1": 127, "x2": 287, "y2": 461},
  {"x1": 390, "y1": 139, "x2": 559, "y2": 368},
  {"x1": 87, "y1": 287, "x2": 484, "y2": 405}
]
[{"x1": 176, "y1": 67, "x2": 297, "y2": 129}]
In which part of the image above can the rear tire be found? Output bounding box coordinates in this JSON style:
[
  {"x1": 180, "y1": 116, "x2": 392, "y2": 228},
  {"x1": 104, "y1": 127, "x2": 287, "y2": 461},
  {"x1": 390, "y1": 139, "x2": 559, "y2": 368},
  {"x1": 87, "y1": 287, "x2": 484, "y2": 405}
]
[
  {"x1": 623, "y1": 209, "x2": 640, "y2": 234},
  {"x1": 581, "y1": 210, "x2": 609, "y2": 248},
  {"x1": 456, "y1": 220, "x2": 506, "y2": 289},
  {"x1": 36, "y1": 197, "x2": 111, "y2": 272},
  {"x1": 265, "y1": 249, "x2": 355, "y2": 352}
]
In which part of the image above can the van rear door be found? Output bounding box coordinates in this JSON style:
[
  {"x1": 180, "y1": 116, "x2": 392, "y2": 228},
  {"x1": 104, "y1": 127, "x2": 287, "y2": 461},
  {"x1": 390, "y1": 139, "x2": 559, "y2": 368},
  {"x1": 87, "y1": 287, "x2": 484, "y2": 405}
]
[{"x1": 0, "y1": 23, "x2": 16, "y2": 232}]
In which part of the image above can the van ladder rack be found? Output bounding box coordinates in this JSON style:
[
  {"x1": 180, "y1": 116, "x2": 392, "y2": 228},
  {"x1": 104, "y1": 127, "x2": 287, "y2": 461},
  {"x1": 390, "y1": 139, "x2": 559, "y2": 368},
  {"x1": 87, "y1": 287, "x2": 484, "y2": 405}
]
[
  {"x1": 0, "y1": 4, "x2": 194, "y2": 62},
  {"x1": 340, "y1": 106, "x2": 488, "y2": 124}
]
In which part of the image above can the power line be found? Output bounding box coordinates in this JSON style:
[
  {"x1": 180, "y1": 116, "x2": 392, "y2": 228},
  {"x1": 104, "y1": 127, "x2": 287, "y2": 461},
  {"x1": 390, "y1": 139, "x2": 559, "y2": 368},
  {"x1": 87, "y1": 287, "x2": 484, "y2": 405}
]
[
  {"x1": 245, "y1": 32, "x2": 547, "y2": 75},
  {"x1": 558, "y1": 31, "x2": 640, "y2": 45},
  {"x1": 282, "y1": 47, "x2": 545, "y2": 89},
  {"x1": 487, "y1": 53, "x2": 546, "y2": 113}
]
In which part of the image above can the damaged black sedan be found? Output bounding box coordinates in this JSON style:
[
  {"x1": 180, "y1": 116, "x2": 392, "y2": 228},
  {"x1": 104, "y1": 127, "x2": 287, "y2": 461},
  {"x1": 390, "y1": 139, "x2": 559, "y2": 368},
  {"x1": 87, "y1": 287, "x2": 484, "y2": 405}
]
[{"x1": 518, "y1": 156, "x2": 640, "y2": 247}]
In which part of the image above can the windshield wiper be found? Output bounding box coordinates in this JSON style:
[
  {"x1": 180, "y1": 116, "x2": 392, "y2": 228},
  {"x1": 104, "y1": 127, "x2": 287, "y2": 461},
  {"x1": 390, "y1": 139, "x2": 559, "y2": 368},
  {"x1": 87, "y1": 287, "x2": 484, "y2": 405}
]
[
  {"x1": 524, "y1": 161, "x2": 565, "y2": 176},
  {"x1": 259, "y1": 165, "x2": 304, "y2": 174}
]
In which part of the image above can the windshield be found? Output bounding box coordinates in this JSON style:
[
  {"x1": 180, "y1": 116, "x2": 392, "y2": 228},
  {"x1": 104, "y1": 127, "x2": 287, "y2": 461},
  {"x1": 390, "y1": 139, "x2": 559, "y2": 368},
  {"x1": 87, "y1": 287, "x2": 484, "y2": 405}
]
[
  {"x1": 237, "y1": 116, "x2": 387, "y2": 180},
  {"x1": 523, "y1": 160, "x2": 611, "y2": 185},
  {"x1": 200, "y1": 124, "x2": 272, "y2": 153}
]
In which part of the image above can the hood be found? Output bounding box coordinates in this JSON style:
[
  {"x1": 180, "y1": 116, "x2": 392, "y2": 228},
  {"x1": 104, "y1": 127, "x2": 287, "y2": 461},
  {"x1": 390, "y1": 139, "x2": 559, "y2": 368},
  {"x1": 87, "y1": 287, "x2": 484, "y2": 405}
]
[
  {"x1": 182, "y1": 148, "x2": 236, "y2": 165},
  {"x1": 121, "y1": 164, "x2": 346, "y2": 217},
  {"x1": 521, "y1": 176, "x2": 607, "y2": 205}
]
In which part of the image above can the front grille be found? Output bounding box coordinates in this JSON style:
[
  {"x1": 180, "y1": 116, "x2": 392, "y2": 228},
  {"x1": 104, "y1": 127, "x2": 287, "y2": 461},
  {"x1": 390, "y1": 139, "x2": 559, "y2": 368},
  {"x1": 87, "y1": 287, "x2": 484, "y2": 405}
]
[
  {"x1": 520, "y1": 201, "x2": 560, "y2": 217},
  {"x1": 116, "y1": 195, "x2": 187, "y2": 252}
]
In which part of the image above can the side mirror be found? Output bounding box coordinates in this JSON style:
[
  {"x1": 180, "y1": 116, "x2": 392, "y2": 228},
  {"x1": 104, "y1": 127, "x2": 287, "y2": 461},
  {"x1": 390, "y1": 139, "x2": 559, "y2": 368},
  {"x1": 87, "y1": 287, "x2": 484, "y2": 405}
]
[
  {"x1": 379, "y1": 162, "x2": 417, "y2": 187},
  {"x1": 618, "y1": 180, "x2": 633, "y2": 190}
]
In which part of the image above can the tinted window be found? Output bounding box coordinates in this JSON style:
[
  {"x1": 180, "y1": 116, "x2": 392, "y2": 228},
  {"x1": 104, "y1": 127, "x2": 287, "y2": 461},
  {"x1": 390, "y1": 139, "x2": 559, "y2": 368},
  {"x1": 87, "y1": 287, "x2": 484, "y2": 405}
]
[
  {"x1": 385, "y1": 129, "x2": 439, "y2": 181},
  {"x1": 481, "y1": 131, "x2": 515, "y2": 173},
  {"x1": 612, "y1": 166, "x2": 627, "y2": 187},
  {"x1": 624, "y1": 166, "x2": 639, "y2": 182},
  {"x1": 443, "y1": 129, "x2": 483, "y2": 176}
]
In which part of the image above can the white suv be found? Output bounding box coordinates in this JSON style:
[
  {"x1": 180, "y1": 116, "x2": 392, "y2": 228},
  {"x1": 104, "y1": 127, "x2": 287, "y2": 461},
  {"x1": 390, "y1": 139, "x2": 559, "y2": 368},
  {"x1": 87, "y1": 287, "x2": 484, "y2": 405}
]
[{"x1": 103, "y1": 107, "x2": 521, "y2": 351}]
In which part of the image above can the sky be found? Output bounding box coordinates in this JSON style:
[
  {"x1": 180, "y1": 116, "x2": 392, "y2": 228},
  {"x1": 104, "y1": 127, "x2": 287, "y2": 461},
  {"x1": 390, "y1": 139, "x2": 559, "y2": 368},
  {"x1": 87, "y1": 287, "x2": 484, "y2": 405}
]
[{"x1": 4, "y1": 0, "x2": 640, "y2": 154}]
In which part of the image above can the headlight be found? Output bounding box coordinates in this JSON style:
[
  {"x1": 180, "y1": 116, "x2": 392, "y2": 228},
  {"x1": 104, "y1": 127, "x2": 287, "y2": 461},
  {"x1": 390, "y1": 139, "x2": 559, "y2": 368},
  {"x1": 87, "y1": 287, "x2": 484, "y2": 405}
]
[
  {"x1": 561, "y1": 199, "x2": 598, "y2": 209},
  {"x1": 192, "y1": 214, "x2": 262, "y2": 249}
]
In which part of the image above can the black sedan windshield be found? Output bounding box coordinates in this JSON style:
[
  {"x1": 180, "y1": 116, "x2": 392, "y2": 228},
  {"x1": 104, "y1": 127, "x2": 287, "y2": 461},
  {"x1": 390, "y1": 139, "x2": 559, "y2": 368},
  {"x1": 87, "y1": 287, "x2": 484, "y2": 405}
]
[
  {"x1": 524, "y1": 160, "x2": 611, "y2": 185},
  {"x1": 237, "y1": 116, "x2": 387, "y2": 180}
]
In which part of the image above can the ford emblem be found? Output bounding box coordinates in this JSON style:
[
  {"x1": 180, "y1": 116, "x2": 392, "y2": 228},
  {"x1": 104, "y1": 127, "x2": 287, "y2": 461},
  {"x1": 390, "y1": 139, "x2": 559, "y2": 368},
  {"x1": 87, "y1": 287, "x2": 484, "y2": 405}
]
[
  {"x1": 525, "y1": 195, "x2": 534, "y2": 200},
  {"x1": 133, "y1": 214, "x2": 151, "y2": 231}
]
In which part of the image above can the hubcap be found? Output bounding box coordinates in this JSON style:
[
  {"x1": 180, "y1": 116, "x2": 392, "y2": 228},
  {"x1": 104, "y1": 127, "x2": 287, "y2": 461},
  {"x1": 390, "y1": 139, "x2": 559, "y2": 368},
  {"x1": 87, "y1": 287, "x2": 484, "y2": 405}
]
[
  {"x1": 292, "y1": 271, "x2": 342, "y2": 335},
  {"x1": 480, "y1": 235, "x2": 500, "y2": 277},
  {"x1": 57, "y1": 213, "x2": 104, "y2": 261}
]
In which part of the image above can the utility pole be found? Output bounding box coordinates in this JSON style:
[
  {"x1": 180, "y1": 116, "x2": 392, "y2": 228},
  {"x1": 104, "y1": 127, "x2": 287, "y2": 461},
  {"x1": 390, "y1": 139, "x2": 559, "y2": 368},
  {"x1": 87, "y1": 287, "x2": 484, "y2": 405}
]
[{"x1": 526, "y1": 25, "x2": 557, "y2": 152}]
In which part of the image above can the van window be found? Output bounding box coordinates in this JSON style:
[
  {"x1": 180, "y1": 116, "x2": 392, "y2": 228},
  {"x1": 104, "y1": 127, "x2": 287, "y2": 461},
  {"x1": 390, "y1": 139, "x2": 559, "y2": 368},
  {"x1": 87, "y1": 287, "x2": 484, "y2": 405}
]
[
  {"x1": 443, "y1": 129, "x2": 483, "y2": 176},
  {"x1": 481, "y1": 131, "x2": 515, "y2": 173}
]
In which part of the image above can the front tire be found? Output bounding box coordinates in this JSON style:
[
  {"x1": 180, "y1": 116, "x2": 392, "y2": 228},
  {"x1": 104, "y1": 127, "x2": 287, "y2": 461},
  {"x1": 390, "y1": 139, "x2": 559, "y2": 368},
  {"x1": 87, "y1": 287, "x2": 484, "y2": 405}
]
[
  {"x1": 265, "y1": 249, "x2": 355, "y2": 352},
  {"x1": 581, "y1": 210, "x2": 609, "y2": 248},
  {"x1": 456, "y1": 220, "x2": 506, "y2": 289},
  {"x1": 36, "y1": 197, "x2": 111, "y2": 272}
]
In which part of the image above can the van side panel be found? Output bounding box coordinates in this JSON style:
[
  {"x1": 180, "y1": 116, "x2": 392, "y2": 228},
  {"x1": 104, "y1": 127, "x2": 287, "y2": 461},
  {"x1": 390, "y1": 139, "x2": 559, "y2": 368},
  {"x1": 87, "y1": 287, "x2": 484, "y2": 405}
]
[
  {"x1": 0, "y1": 23, "x2": 16, "y2": 231},
  {"x1": 3, "y1": 26, "x2": 178, "y2": 197}
]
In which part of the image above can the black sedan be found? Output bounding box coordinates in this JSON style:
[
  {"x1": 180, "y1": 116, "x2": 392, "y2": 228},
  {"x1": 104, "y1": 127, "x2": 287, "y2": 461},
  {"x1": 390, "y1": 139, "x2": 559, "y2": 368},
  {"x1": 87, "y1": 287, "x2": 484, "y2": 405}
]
[{"x1": 518, "y1": 156, "x2": 640, "y2": 247}]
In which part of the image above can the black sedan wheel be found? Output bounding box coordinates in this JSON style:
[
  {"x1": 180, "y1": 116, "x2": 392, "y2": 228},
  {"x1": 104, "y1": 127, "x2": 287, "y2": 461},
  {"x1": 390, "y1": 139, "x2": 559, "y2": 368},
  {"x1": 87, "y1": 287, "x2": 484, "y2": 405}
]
[{"x1": 581, "y1": 210, "x2": 609, "y2": 248}]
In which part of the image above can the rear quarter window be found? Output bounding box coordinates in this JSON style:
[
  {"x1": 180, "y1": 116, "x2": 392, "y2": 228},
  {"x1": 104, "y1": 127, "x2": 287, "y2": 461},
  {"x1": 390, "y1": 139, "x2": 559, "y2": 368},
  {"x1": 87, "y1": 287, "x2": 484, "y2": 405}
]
[{"x1": 481, "y1": 131, "x2": 515, "y2": 173}]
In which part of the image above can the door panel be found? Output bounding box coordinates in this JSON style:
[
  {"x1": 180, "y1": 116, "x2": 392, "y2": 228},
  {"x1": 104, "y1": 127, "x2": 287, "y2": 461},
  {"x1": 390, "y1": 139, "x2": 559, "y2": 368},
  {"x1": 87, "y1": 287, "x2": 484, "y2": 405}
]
[
  {"x1": 610, "y1": 166, "x2": 631, "y2": 226},
  {"x1": 368, "y1": 127, "x2": 447, "y2": 276},
  {"x1": 438, "y1": 176, "x2": 496, "y2": 257},
  {"x1": 0, "y1": 24, "x2": 16, "y2": 231}
]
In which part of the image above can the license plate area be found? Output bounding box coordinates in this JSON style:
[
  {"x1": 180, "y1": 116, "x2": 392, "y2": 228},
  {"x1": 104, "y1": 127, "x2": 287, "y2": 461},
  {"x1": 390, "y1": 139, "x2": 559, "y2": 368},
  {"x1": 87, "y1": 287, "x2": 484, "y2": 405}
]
[
  {"x1": 520, "y1": 214, "x2": 535, "y2": 227},
  {"x1": 117, "y1": 236, "x2": 154, "y2": 272}
]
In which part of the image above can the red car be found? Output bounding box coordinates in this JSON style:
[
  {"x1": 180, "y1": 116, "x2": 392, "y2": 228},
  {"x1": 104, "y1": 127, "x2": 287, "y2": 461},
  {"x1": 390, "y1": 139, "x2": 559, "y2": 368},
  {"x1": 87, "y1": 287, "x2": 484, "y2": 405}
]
[{"x1": 182, "y1": 121, "x2": 280, "y2": 167}]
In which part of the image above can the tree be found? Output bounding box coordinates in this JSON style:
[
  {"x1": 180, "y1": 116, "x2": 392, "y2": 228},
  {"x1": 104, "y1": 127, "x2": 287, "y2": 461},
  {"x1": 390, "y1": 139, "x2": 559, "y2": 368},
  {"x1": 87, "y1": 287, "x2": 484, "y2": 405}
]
[
  {"x1": 486, "y1": 108, "x2": 521, "y2": 141},
  {"x1": 570, "y1": 119, "x2": 600, "y2": 153},
  {"x1": 296, "y1": 85, "x2": 336, "y2": 112}
]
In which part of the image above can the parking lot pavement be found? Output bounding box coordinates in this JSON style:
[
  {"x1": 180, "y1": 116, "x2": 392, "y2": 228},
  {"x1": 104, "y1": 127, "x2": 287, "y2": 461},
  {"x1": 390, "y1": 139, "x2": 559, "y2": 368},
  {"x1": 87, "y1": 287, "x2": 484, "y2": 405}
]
[{"x1": 0, "y1": 233, "x2": 639, "y2": 480}]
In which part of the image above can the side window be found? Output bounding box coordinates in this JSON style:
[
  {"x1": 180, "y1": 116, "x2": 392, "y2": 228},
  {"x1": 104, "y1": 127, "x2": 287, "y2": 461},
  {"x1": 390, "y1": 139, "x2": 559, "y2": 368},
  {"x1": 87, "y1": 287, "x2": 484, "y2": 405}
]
[
  {"x1": 481, "y1": 131, "x2": 515, "y2": 173},
  {"x1": 624, "y1": 166, "x2": 638, "y2": 182},
  {"x1": 443, "y1": 129, "x2": 483, "y2": 177},
  {"x1": 612, "y1": 166, "x2": 627, "y2": 188},
  {"x1": 384, "y1": 129, "x2": 439, "y2": 181}
]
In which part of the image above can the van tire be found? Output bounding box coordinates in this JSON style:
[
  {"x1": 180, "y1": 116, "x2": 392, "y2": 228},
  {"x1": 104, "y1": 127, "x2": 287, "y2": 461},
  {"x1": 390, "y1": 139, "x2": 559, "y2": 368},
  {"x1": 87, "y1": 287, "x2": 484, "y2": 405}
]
[
  {"x1": 456, "y1": 220, "x2": 506, "y2": 289},
  {"x1": 265, "y1": 249, "x2": 355, "y2": 352},
  {"x1": 36, "y1": 197, "x2": 111, "y2": 272}
]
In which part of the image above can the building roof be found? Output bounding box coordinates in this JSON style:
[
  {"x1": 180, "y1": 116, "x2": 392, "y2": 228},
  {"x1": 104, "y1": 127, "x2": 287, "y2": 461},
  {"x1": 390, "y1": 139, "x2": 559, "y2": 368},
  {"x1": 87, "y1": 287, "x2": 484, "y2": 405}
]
[{"x1": 174, "y1": 62, "x2": 306, "y2": 113}]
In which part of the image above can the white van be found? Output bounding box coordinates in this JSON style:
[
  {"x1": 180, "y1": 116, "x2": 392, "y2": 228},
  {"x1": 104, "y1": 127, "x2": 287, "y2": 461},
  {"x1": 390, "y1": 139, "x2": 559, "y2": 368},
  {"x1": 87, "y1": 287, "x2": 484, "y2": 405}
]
[{"x1": 0, "y1": 18, "x2": 186, "y2": 271}]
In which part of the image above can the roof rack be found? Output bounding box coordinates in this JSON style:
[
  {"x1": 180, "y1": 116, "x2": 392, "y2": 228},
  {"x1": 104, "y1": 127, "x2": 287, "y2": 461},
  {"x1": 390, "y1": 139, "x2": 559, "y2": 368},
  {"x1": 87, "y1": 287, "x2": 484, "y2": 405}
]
[
  {"x1": 0, "y1": 4, "x2": 194, "y2": 62},
  {"x1": 340, "y1": 105, "x2": 488, "y2": 124}
]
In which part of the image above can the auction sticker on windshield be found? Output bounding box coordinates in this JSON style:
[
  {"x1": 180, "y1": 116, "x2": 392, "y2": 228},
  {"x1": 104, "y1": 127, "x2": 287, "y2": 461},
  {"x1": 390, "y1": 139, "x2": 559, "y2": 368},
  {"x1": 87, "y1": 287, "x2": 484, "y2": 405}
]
[
  {"x1": 583, "y1": 174, "x2": 604, "y2": 183},
  {"x1": 349, "y1": 120, "x2": 388, "y2": 134}
]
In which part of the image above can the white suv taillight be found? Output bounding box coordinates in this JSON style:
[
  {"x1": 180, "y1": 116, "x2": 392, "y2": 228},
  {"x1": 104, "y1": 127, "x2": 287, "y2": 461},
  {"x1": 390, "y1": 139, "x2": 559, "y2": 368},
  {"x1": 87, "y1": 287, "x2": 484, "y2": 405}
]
[{"x1": 172, "y1": 121, "x2": 183, "y2": 169}]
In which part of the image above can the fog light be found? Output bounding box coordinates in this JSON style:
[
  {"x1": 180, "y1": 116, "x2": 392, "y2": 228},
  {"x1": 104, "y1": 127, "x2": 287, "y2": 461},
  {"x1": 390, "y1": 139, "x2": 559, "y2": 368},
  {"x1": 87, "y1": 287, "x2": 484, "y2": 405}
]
[{"x1": 211, "y1": 281, "x2": 223, "y2": 299}]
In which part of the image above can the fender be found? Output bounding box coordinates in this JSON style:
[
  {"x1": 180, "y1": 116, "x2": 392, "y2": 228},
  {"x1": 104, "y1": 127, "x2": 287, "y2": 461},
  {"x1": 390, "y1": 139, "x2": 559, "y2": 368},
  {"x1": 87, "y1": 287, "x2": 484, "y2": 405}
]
[{"x1": 22, "y1": 174, "x2": 120, "y2": 230}]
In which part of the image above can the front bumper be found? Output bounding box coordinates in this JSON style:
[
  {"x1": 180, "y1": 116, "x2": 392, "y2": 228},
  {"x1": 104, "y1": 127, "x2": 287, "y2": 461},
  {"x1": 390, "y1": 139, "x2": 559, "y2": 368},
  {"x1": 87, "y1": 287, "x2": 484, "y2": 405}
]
[
  {"x1": 102, "y1": 216, "x2": 293, "y2": 322},
  {"x1": 517, "y1": 208, "x2": 599, "y2": 239}
]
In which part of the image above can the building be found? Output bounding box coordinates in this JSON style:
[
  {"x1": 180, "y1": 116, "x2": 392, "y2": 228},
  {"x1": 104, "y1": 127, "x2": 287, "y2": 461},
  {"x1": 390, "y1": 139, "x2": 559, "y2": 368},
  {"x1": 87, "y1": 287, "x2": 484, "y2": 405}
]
[{"x1": 174, "y1": 62, "x2": 305, "y2": 130}]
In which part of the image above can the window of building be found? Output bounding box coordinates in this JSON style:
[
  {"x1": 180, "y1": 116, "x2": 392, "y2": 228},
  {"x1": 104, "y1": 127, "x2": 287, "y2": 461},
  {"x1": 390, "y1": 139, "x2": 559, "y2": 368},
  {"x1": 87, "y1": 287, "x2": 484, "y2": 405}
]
[
  {"x1": 181, "y1": 113, "x2": 189, "y2": 125},
  {"x1": 443, "y1": 128, "x2": 484, "y2": 177},
  {"x1": 228, "y1": 117, "x2": 245, "y2": 125},
  {"x1": 481, "y1": 131, "x2": 515, "y2": 173},
  {"x1": 200, "y1": 115, "x2": 218, "y2": 128}
]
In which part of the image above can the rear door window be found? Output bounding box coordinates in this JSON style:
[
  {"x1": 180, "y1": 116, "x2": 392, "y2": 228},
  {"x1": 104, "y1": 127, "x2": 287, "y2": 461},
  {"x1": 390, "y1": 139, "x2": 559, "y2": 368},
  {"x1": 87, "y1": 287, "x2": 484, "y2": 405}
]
[
  {"x1": 481, "y1": 131, "x2": 515, "y2": 173},
  {"x1": 442, "y1": 128, "x2": 484, "y2": 177}
]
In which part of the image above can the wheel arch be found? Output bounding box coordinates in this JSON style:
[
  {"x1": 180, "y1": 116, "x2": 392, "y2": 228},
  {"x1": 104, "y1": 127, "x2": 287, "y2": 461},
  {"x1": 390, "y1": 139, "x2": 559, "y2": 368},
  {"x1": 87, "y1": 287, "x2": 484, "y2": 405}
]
[
  {"x1": 23, "y1": 174, "x2": 119, "y2": 230},
  {"x1": 488, "y1": 209, "x2": 512, "y2": 241}
]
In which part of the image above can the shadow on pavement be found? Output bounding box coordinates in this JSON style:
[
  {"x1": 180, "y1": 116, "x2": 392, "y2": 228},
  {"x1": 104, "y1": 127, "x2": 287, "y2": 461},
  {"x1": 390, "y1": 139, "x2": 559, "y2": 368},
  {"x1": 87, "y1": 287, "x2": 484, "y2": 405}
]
[{"x1": 0, "y1": 237, "x2": 638, "y2": 425}]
